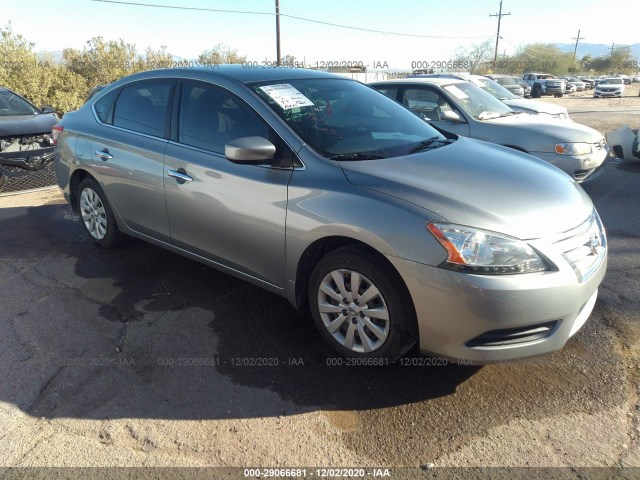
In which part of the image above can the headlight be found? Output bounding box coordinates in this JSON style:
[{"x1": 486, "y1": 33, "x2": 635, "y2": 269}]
[
  {"x1": 554, "y1": 142, "x2": 592, "y2": 155},
  {"x1": 427, "y1": 223, "x2": 549, "y2": 274}
]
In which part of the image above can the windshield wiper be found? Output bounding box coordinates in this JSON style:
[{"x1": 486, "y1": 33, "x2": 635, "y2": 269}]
[
  {"x1": 409, "y1": 137, "x2": 446, "y2": 153},
  {"x1": 477, "y1": 111, "x2": 502, "y2": 120},
  {"x1": 329, "y1": 152, "x2": 386, "y2": 160}
]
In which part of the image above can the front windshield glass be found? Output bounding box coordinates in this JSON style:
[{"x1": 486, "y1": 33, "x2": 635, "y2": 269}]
[
  {"x1": 494, "y1": 77, "x2": 518, "y2": 86},
  {"x1": 476, "y1": 78, "x2": 518, "y2": 100},
  {"x1": 0, "y1": 90, "x2": 39, "y2": 116},
  {"x1": 251, "y1": 78, "x2": 446, "y2": 159},
  {"x1": 600, "y1": 78, "x2": 622, "y2": 85},
  {"x1": 443, "y1": 82, "x2": 513, "y2": 119}
]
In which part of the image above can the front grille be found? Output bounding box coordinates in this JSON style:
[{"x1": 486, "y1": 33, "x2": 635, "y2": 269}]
[
  {"x1": 0, "y1": 161, "x2": 57, "y2": 193},
  {"x1": 552, "y1": 211, "x2": 607, "y2": 282},
  {"x1": 466, "y1": 321, "x2": 559, "y2": 347}
]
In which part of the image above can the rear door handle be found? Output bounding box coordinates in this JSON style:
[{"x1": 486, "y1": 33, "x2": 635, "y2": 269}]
[
  {"x1": 95, "y1": 149, "x2": 113, "y2": 160},
  {"x1": 168, "y1": 168, "x2": 193, "y2": 184}
]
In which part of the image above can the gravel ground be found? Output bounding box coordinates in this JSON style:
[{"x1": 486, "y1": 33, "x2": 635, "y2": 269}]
[{"x1": 0, "y1": 92, "x2": 639, "y2": 478}]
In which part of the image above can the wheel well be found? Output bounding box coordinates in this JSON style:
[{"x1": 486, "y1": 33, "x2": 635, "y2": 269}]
[
  {"x1": 612, "y1": 145, "x2": 624, "y2": 159},
  {"x1": 69, "y1": 169, "x2": 93, "y2": 212},
  {"x1": 294, "y1": 236, "x2": 408, "y2": 310}
]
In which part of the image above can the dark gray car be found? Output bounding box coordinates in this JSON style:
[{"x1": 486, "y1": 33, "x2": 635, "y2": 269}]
[
  {"x1": 0, "y1": 87, "x2": 59, "y2": 192},
  {"x1": 54, "y1": 66, "x2": 607, "y2": 363}
]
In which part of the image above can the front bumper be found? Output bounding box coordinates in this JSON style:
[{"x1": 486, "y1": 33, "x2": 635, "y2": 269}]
[
  {"x1": 534, "y1": 144, "x2": 609, "y2": 182},
  {"x1": 387, "y1": 237, "x2": 607, "y2": 363},
  {"x1": 594, "y1": 89, "x2": 623, "y2": 97}
]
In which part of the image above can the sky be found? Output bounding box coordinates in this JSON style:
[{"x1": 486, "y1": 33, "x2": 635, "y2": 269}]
[{"x1": 1, "y1": 0, "x2": 638, "y2": 69}]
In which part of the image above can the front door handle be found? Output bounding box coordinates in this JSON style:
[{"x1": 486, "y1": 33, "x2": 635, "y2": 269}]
[
  {"x1": 168, "y1": 168, "x2": 193, "y2": 184},
  {"x1": 95, "y1": 149, "x2": 113, "y2": 160}
]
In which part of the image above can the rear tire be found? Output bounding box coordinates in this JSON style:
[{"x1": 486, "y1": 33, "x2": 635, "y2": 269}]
[
  {"x1": 77, "y1": 178, "x2": 124, "y2": 248},
  {"x1": 308, "y1": 246, "x2": 417, "y2": 361}
]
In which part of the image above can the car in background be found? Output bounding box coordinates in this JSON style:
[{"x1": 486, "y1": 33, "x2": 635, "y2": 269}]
[
  {"x1": 370, "y1": 77, "x2": 608, "y2": 182},
  {"x1": 563, "y1": 77, "x2": 586, "y2": 92},
  {"x1": 578, "y1": 76, "x2": 595, "y2": 89},
  {"x1": 411, "y1": 73, "x2": 570, "y2": 120},
  {"x1": 522, "y1": 73, "x2": 565, "y2": 98},
  {"x1": 484, "y1": 74, "x2": 524, "y2": 96},
  {"x1": 616, "y1": 74, "x2": 631, "y2": 85},
  {"x1": 515, "y1": 77, "x2": 532, "y2": 97},
  {"x1": 594, "y1": 78, "x2": 625, "y2": 98},
  {"x1": 0, "y1": 87, "x2": 58, "y2": 192},
  {"x1": 564, "y1": 83, "x2": 577, "y2": 94},
  {"x1": 54, "y1": 66, "x2": 607, "y2": 363}
]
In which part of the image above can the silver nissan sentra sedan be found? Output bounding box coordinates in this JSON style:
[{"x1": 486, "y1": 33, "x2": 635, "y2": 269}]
[{"x1": 53, "y1": 66, "x2": 607, "y2": 363}]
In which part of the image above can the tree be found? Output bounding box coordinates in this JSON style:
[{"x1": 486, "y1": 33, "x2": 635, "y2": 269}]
[
  {"x1": 144, "y1": 45, "x2": 174, "y2": 70},
  {"x1": 63, "y1": 37, "x2": 144, "y2": 89},
  {"x1": 197, "y1": 43, "x2": 247, "y2": 65},
  {"x1": 0, "y1": 23, "x2": 42, "y2": 105},
  {"x1": 451, "y1": 39, "x2": 493, "y2": 74}
]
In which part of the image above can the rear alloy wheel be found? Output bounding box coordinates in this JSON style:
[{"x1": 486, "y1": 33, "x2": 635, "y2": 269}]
[
  {"x1": 308, "y1": 247, "x2": 416, "y2": 360},
  {"x1": 77, "y1": 178, "x2": 124, "y2": 248}
]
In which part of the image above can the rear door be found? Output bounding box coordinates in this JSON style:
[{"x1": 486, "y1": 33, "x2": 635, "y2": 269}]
[
  {"x1": 163, "y1": 80, "x2": 292, "y2": 287},
  {"x1": 90, "y1": 80, "x2": 174, "y2": 241}
]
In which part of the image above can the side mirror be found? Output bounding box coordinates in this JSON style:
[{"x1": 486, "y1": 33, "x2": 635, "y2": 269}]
[
  {"x1": 441, "y1": 110, "x2": 462, "y2": 122},
  {"x1": 225, "y1": 136, "x2": 276, "y2": 163},
  {"x1": 41, "y1": 106, "x2": 56, "y2": 114}
]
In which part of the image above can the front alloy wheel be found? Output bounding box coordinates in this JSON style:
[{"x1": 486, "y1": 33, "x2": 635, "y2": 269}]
[
  {"x1": 308, "y1": 246, "x2": 417, "y2": 360},
  {"x1": 317, "y1": 269, "x2": 390, "y2": 353}
]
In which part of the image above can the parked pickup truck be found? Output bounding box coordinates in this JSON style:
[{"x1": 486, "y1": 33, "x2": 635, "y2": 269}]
[{"x1": 522, "y1": 73, "x2": 566, "y2": 98}]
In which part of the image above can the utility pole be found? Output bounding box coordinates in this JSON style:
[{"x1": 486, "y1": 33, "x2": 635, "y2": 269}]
[
  {"x1": 275, "y1": 0, "x2": 281, "y2": 65},
  {"x1": 610, "y1": 42, "x2": 615, "y2": 55},
  {"x1": 490, "y1": 1, "x2": 511, "y2": 64},
  {"x1": 571, "y1": 29, "x2": 585, "y2": 64}
]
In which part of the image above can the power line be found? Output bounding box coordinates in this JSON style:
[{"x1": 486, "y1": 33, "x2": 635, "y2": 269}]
[{"x1": 89, "y1": 0, "x2": 485, "y2": 39}]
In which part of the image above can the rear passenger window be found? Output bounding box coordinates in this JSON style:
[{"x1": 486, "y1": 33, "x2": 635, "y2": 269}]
[
  {"x1": 178, "y1": 82, "x2": 269, "y2": 154},
  {"x1": 112, "y1": 82, "x2": 172, "y2": 137},
  {"x1": 93, "y1": 89, "x2": 118, "y2": 124}
]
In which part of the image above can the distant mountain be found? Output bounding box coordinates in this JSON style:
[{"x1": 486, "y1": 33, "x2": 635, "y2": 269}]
[{"x1": 554, "y1": 43, "x2": 640, "y2": 60}]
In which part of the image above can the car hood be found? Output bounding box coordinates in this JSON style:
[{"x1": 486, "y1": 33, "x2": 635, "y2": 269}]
[
  {"x1": 502, "y1": 98, "x2": 568, "y2": 116},
  {"x1": 339, "y1": 137, "x2": 593, "y2": 240},
  {"x1": 0, "y1": 114, "x2": 58, "y2": 137},
  {"x1": 484, "y1": 114, "x2": 601, "y2": 142}
]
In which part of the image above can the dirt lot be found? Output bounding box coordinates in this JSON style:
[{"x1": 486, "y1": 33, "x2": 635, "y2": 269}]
[
  {"x1": 0, "y1": 89, "x2": 639, "y2": 479},
  {"x1": 543, "y1": 83, "x2": 640, "y2": 132}
]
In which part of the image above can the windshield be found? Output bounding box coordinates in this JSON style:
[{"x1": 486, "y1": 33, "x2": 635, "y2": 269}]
[
  {"x1": 0, "y1": 90, "x2": 39, "y2": 116},
  {"x1": 443, "y1": 82, "x2": 514, "y2": 119},
  {"x1": 251, "y1": 78, "x2": 447, "y2": 159},
  {"x1": 475, "y1": 78, "x2": 519, "y2": 100},
  {"x1": 600, "y1": 78, "x2": 623, "y2": 85},
  {"x1": 494, "y1": 77, "x2": 518, "y2": 86}
]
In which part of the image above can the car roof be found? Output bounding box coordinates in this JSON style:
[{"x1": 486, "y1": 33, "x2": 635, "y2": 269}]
[
  {"x1": 372, "y1": 77, "x2": 467, "y2": 86},
  {"x1": 108, "y1": 65, "x2": 340, "y2": 86}
]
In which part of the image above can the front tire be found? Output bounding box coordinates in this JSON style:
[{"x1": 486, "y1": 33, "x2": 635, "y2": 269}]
[
  {"x1": 308, "y1": 246, "x2": 417, "y2": 361},
  {"x1": 531, "y1": 85, "x2": 542, "y2": 98},
  {"x1": 77, "y1": 178, "x2": 124, "y2": 248}
]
